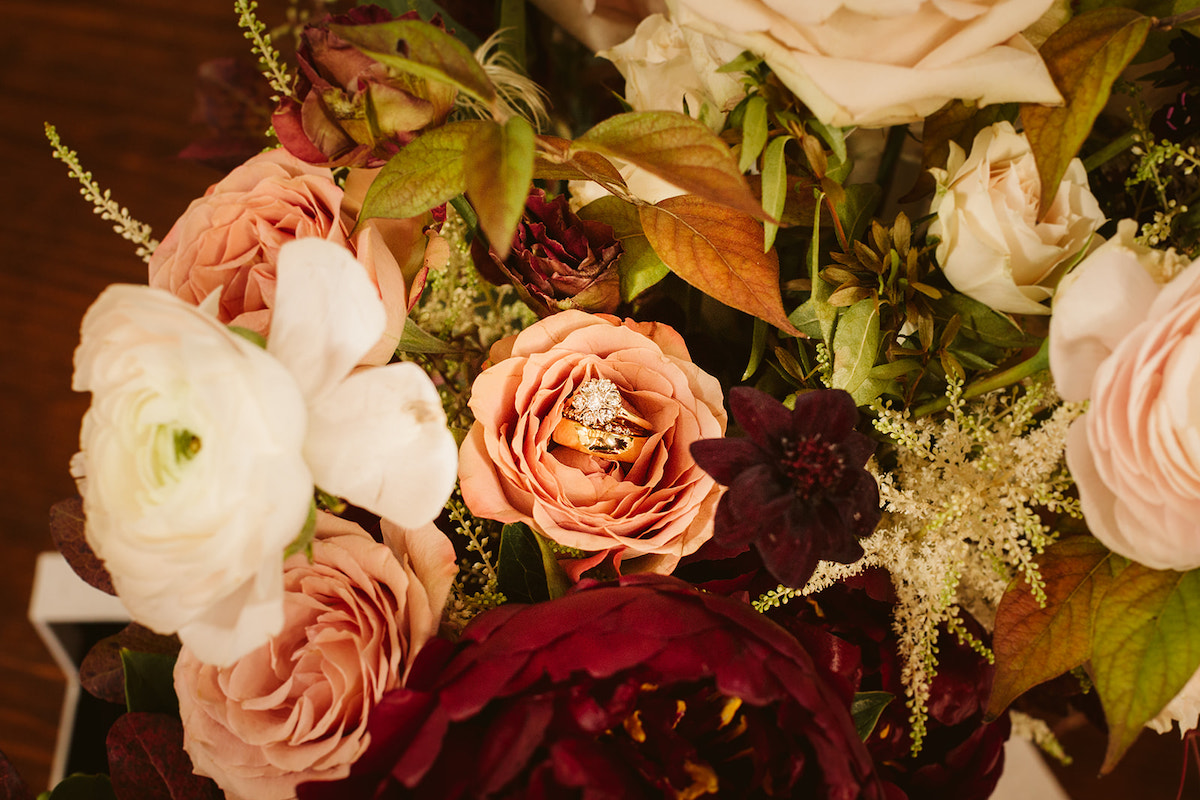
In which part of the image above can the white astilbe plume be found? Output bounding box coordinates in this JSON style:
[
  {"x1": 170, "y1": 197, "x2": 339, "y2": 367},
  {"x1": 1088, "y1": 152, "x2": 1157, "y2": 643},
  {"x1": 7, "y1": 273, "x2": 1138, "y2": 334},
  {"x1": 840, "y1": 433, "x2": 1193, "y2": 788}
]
[{"x1": 758, "y1": 376, "x2": 1084, "y2": 753}]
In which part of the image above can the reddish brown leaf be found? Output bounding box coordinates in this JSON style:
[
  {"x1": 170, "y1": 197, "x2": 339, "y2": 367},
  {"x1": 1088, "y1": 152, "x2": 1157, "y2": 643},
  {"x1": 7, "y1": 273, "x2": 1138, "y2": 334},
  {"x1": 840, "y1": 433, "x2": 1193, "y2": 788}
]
[
  {"x1": 107, "y1": 713, "x2": 222, "y2": 800},
  {"x1": 988, "y1": 536, "x2": 1118, "y2": 718},
  {"x1": 639, "y1": 196, "x2": 800, "y2": 335},
  {"x1": 49, "y1": 496, "x2": 114, "y2": 595},
  {"x1": 81, "y1": 623, "x2": 182, "y2": 705},
  {"x1": 1021, "y1": 8, "x2": 1150, "y2": 215},
  {"x1": 572, "y1": 111, "x2": 769, "y2": 221}
]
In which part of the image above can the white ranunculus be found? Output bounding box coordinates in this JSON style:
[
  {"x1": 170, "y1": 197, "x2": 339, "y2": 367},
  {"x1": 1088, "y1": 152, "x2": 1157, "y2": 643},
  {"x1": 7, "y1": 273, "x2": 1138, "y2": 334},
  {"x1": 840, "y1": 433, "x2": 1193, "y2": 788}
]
[
  {"x1": 600, "y1": 14, "x2": 745, "y2": 130},
  {"x1": 670, "y1": 0, "x2": 1062, "y2": 128},
  {"x1": 72, "y1": 239, "x2": 458, "y2": 665},
  {"x1": 930, "y1": 122, "x2": 1104, "y2": 316}
]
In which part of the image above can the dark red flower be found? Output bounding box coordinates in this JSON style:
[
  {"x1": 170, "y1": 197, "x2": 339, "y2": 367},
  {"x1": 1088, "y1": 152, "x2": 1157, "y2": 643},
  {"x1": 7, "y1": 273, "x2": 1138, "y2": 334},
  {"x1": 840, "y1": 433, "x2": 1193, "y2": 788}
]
[
  {"x1": 773, "y1": 570, "x2": 1011, "y2": 800},
  {"x1": 690, "y1": 387, "x2": 880, "y2": 589},
  {"x1": 297, "y1": 575, "x2": 888, "y2": 800},
  {"x1": 472, "y1": 189, "x2": 623, "y2": 317},
  {"x1": 272, "y1": 6, "x2": 457, "y2": 167}
]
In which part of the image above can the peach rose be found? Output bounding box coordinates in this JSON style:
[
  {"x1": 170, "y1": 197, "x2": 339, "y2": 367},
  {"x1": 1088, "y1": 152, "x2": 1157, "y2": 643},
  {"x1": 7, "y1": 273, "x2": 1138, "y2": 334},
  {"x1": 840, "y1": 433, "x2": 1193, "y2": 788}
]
[
  {"x1": 1049, "y1": 220, "x2": 1200, "y2": 569},
  {"x1": 671, "y1": 0, "x2": 1062, "y2": 128},
  {"x1": 458, "y1": 310, "x2": 726, "y2": 574},
  {"x1": 174, "y1": 514, "x2": 456, "y2": 800},
  {"x1": 148, "y1": 149, "x2": 433, "y2": 365}
]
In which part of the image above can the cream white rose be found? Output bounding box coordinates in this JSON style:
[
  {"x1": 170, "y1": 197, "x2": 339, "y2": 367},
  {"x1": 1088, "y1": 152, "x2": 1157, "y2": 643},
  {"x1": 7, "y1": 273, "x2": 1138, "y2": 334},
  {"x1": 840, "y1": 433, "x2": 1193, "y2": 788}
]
[
  {"x1": 600, "y1": 14, "x2": 745, "y2": 130},
  {"x1": 73, "y1": 239, "x2": 458, "y2": 665},
  {"x1": 931, "y1": 122, "x2": 1104, "y2": 315},
  {"x1": 671, "y1": 0, "x2": 1062, "y2": 128},
  {"x1": 1049, "y1": 220, "x2": 1200, "y2": 570}
]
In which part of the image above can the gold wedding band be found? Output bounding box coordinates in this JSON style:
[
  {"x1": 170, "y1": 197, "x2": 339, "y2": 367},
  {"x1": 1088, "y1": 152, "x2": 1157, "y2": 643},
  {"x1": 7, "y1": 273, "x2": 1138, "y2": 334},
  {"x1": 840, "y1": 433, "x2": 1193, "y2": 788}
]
[{"x1": 551, "y1": 378, "x2": 652, "y2": 463}]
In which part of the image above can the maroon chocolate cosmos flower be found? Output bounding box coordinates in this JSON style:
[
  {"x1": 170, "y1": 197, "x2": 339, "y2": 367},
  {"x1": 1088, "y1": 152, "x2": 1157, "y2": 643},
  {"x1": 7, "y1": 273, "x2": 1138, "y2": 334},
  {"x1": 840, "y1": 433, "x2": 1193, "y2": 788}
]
[
  {"x1": 690, "y1": 387, "x2": 880, "y2": 589},
  {"x1": 297, "y1": 575, "x2": 888, "y2": 800},
  {"x1": 272, "y1": 6, "x2": 457, "y2": 167},
  {"x1": 472, "y1": 189, "x2": 623, "y2": 317}
]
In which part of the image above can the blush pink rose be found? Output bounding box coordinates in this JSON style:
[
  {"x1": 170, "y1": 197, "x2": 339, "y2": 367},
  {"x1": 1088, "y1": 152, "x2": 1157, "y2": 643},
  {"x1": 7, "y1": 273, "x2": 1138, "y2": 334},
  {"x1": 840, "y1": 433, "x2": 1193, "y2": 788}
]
[
  {"x1": 148, "y1": 149, "x2": 436, "y2": 365},
  {"x1": 458, "y1": 310, "x2": 726, "y2": 574},
  {"x1": 174, "y1": 513, "x2": 456, "y2": 800},
  {"x1": 1049, "y1": 220, "x2": 1200, "y2": 569}
]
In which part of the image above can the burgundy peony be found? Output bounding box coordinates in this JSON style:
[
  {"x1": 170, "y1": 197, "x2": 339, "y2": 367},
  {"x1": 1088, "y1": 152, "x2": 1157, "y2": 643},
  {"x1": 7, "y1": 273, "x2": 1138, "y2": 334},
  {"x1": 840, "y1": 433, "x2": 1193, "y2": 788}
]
[
  {"x1": 297, "y1": 575, "x2": 889, "y2": 799},
  {"x1": 273, "y1": 6, "x2": 457, "y2": 167},
  {"x1": 774, "y1": 570, "x2": 1011, "y2": 800},
  {"x1": 471, "y1": 189, "x2": 623, "y2": 317},
  {"x1": 690, "y1": 387, "x2": 880, "y2": 589}
]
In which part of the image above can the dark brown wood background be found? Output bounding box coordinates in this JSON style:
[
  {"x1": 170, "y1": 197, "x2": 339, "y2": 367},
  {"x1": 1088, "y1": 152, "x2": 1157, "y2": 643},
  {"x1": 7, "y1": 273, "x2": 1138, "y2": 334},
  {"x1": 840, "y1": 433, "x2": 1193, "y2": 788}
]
[{"x1": 0, "y1": 0, "x2": 1193, "y2": 796}]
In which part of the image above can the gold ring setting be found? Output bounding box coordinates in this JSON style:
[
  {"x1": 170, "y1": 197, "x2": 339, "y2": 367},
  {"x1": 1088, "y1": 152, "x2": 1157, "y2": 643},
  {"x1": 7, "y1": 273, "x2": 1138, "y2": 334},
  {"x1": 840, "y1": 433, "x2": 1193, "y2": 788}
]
[{"x1": 551, "y1": 378, "x2": 652, "y2": 463}]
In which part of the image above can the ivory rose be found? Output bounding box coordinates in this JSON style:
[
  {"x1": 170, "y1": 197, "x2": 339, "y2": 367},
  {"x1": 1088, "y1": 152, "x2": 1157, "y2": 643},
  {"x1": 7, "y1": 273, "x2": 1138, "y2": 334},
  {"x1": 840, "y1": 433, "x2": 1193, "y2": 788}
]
[
  {"x1": 527, "y1": 0, "x2": 668, "y2": 52},
  {"x1": 458, "y1": 310, "x2": 726, "y2": 575},
  {"x1": 600, "y1": 13, "x2": 745, "y2": 130},
  {"x1": 175, "y1": 514, "x2": 456, "y2": 800},
  {"x1": 73, "y1": 239, "x2": 457, "y2": 665},
  {"x1": 670, "y1": 0, "x2": 1063, "y2": 128},
  {"x1": 148, "y1": 148, "x2": 430, "y2": 365},
  {"x1": 931, "y1": 122, "x2": 1104, "y2": 315},
  {"x1": 1049, "y1": 220, "x2": 1200, "y2": 570}
]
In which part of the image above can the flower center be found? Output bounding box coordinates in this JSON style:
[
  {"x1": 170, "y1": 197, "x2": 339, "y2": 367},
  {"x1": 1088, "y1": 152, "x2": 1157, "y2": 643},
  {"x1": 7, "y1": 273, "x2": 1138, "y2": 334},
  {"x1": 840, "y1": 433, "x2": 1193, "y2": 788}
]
[{"x1": 780, "y1": 435, "x2": 845, "y2": 499}]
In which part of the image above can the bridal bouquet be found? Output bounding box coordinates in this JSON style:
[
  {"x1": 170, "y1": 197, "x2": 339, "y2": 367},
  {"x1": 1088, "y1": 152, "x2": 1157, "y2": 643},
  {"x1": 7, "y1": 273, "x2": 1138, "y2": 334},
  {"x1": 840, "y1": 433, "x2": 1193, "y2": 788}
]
[{"x1": 10, "y1": 0, "x2": 1200, "y2": 797}]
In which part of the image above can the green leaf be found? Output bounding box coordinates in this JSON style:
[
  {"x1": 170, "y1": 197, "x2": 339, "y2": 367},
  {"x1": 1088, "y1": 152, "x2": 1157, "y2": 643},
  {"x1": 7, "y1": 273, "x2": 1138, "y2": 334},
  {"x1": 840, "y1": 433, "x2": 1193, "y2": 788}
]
[
  {"x1": 122, "y1": 650, "x2": 179, "y2": 716},
  {"x1": 577, "y1": 196, "x2": 670, "y2": 301},
  {"x1": 742, "y1": 319, "x2": 769, "y2": 381},
  {"x1": 933, "y1": 293, "x2": 1040, "y2": 350},
  {"x1": 573, "y1": 111, "x2": 770, "y2": 221},
  {"x1": 330, "y1": 18, "x2": 495, "y2": 104},
  {"x1": 1092, "y1": 563, "x2": 1200, "y2": 771},
  {"x1": 761, "y1": 135, "x2": 791, "y2": 252},
  {"x1": 851, "y1": 691, "x2": 893, "y2": 741},
  {"x1": 1021, "y1": 8, "x2": 1151, "y2": 213},
  {"x1": 497, "y1": 523, "x2": 551, "y2": 604},
  {"x1": 833, "y1": 183, "x2": 882, "y2": 245},
  {"x1": 227, "y1": 325, "x2": 267, "y2": 349},
  {"x1": 533, "y1": 531, "x2": 571, "y2": 601},
  {"x1": 738, "y1": 95, "x2": 769, "y2": 173},
  {"x1": 787, "y1": 297, "x2": 824, "y2": 339},
  {"x1": 357, "y1": 120, "x2": 484, "y2": 222},
  {"x1": 988, "y1": 537, "x2": 1121, "y2": 718},
  {"x1": 639, "y1": 196, "x2": 799, "y2": 334},
  {"x1": 830, "y1": 299, "x2": 882, "y2": 405},
  {"x1": 465, "y1": 116, "x2": 535, "y2": 259},
  {"x1": 367, "y1": 0, "x2": 483, "y2": 49},
  {"x1": 397, "y1": 317, "x2": 460, "y2": 354},
  {"x1": 1077, "y1": 0, "x2": 1198, "y2": 15},
  {"x1": 44, "y1": 774, "x2": 117, "y2": 800}
]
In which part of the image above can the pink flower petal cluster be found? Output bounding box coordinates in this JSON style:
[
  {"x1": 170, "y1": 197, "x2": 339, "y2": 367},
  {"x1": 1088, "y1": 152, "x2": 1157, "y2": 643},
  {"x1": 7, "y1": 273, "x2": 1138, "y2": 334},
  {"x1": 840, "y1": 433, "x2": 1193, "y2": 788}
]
[
  {"x1": 148, "y1": 148, "x2": 432, "y2": 365},
  {"x1": 174, "y1": 515, "x2": 456, "y2": 800},
  {"x1": 459, "y1": 311, "x2": 726, "y2": 575}
]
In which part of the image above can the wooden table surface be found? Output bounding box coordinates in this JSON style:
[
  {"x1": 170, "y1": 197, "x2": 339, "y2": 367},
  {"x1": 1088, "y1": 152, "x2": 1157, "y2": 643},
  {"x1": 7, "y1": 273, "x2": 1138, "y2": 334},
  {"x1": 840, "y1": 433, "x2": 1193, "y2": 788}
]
[{"x1": 0, "y1": 1, "x2": 1193, "y2": 796}]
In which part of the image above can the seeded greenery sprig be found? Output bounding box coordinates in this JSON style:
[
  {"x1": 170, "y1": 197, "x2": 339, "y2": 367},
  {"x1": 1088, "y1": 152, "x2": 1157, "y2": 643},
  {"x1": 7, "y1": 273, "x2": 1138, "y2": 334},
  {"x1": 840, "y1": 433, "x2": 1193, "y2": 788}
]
[
  {"x1": 234, "y1": 0, "x2": 293, "y2": 102},
  {"x1": 45, "y1": 123, "x2": 158, "y2": 263}
]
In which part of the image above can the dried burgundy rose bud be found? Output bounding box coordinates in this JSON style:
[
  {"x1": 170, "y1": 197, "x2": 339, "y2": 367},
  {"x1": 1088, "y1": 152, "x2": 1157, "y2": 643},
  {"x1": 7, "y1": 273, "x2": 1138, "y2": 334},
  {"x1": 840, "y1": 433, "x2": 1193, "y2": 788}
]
[
  {"x1": 297, "y1": 575, "x2": 889, "y2": 800},
  {"x1": 471, "y1": 188, "x2": 623, "y2": 317},
  {"x1": 272, "y1": 6, "x2": 457, "y2": 167}
]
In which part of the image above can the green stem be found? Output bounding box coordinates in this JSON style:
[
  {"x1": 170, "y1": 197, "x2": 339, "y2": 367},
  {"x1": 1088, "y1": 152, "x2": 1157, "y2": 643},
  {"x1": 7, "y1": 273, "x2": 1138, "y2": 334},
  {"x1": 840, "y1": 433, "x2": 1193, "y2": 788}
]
[
  {"x1": 1082, "y1": 130, "x2": 1136, "y2": 172},
  {"x1": 911, "y1": 339, "x2": 1050, "y2": 418},
  {"x1": 1155, "y1": 9, "x2": 1200, "y2": 29}
]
